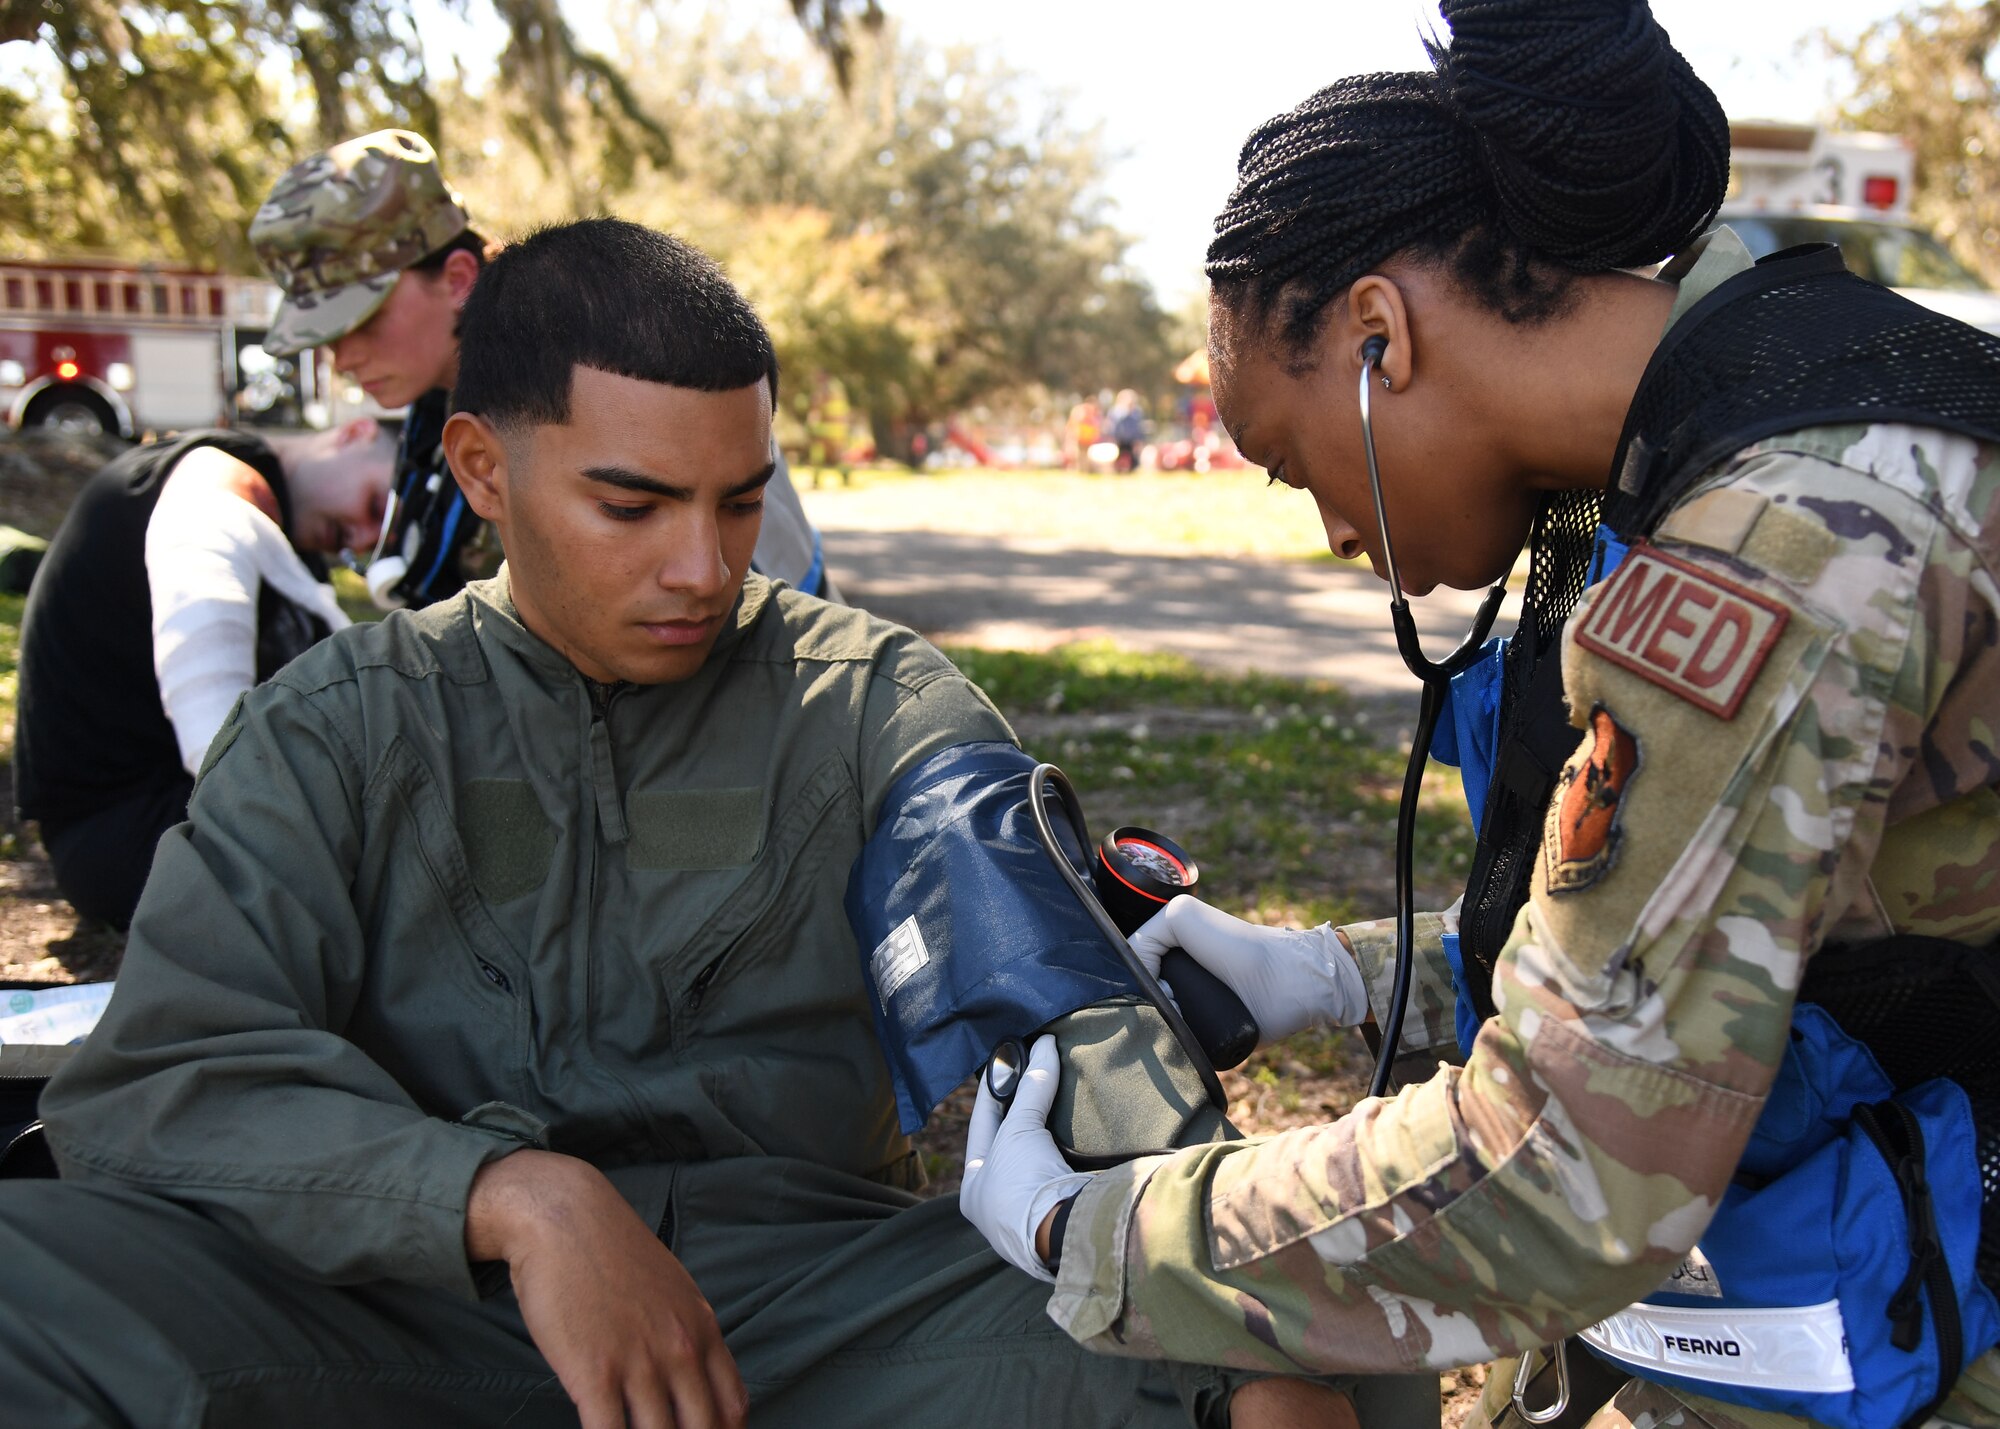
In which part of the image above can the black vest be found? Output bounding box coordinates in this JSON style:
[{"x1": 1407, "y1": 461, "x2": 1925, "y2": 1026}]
[
  {"x1": 14, "y1": 431, "x2": 329, "y2": 825},
  {"x1": 376, "y1": 388, "x2": 492, "y2": 608},
  {"x1": 1453, "y1": 243, "x2": 2000, "y2": 1023}
]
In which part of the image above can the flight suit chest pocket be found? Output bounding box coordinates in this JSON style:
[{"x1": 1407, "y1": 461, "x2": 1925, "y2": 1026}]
[
  {"x1": 361, "y1": 738, "x2": 536, "y2": 1015},
  {"x1": 661, "y1": 752, "x2": 859, "y2": 1033}
]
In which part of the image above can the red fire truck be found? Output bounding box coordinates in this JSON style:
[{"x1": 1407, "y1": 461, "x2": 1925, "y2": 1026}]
[{"x1": 0, "y1": 256, "x2": 336, "y2": 438}]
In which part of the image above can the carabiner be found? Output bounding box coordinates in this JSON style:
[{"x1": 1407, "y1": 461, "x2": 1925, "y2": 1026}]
[{"x1": 1511, "y1": 1341, "x2": 1572, "y2": 1426}]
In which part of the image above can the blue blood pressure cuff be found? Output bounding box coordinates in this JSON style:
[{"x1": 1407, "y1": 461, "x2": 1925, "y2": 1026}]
[
  {"x1": 845, "y1": 741, "x2": 1141, "y2": 1132},
  {"x1": 1579, "y1": 1006, "x2": 2000, "y2": 1429}
]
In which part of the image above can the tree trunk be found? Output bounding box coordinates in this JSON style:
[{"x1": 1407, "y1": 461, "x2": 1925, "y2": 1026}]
[{"x1": 868, "y1": 409, "x2": 933, "y2": 470}]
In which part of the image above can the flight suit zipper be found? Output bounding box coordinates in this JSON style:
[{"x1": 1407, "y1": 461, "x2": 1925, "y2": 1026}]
[
  {"x1": 578, "y1": 676, "x2": 655, "y2": 1151},
  {"x1": 684, "y1": 954, "x2": 727, "y2": 1016},
  {"x1": 586, "y1": 679, "x2": 631, "y2": 844},
  {"x1": 582, "y1": 678, "x2": 630, "y2": 1022}
]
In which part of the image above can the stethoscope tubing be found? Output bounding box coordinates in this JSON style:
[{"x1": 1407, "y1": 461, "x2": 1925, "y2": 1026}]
[{"x1": 1358, "y1": 345, "x2": 1508, "y2": 1098}]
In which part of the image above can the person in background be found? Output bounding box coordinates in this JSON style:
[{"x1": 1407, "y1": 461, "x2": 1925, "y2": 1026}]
[
  {"x1": 13, "y1": 421, "x2": 394, "y2": 928},
  {"x1": 251, "y1": 129, "x2": 838, "y2": 609},
  {"x1": 1065, "y1": 395, "x2": 1103, "y2": 470},
  {"x1": 1108, "y1": 389, "x2": 1148, "y2": 472}
]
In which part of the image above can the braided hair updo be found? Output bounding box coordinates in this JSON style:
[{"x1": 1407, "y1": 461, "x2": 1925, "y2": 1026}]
[{"x1": 1208, "y1": 0, "x2": 1729, "y2": 353}]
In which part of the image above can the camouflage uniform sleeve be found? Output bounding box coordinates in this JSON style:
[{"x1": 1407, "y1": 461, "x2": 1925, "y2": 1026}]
[
  {"x1": 1048, "y1": 432, "x2": 1986, "y2": 1373},
  {"x1": 1340, "y1": 907, "x2": 1461, "y2": 1058}
]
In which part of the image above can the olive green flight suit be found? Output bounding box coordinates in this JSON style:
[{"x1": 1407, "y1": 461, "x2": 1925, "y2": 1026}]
[{"x1": 0, "y1": 572, "x2": 1224, "y2": 1427}]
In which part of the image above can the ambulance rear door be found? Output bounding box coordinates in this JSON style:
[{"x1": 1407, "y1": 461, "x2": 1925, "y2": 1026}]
[{"x1": 129, "y1": 330, "x2": 224, "y2": 432}]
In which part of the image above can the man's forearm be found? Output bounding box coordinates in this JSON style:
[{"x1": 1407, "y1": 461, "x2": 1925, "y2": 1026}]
[
  {"x1": 463, "y1": 1146, "x2": 750, "y2": 1427},
  {"x1": 466, "y1": 1148, "x2": 615, "y2": 1263}
]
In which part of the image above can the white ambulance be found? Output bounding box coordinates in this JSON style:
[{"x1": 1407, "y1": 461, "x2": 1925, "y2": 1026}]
[{"x1": 1718, "y1": 122, "x2": 2000, "y2": 336}]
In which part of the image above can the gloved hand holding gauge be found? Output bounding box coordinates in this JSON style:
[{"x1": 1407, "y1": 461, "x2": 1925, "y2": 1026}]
[{"x1": 1127, "y1": 896, "x2": 1370, "y2": 1048}]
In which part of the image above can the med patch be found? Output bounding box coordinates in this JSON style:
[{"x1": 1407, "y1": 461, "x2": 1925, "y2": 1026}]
[
  {"x1": 1544, "y1": 704, "x2": 1640, "y2": 895},
  {"x1": 1574, "y1": 543, "x2": 1789, "y2": 719}
]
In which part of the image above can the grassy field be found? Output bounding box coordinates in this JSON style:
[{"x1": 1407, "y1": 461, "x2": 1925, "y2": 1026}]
[{"x1": 0, "y1": 593, "x2": 21, "y2": 772}]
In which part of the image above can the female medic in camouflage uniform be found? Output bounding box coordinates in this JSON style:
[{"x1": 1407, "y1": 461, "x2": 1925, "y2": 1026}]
[{"x1": 961, "y1": 3, "x2": 2000, "y2": 1428}]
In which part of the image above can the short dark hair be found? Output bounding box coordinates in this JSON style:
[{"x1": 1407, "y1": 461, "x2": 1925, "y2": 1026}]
[{"x1": 451, "y1": 217, "x2": 778, "y2": 427}]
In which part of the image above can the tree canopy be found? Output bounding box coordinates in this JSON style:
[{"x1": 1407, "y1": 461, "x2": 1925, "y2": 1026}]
[
  {"x1": 1828, "y1": 1, "x2": 2000, "y2": 285},
  {"x1": 0, "y1": 0, "x2": 876, "y2": 267},
  {"x1": 439, "y1": 19, "x2": 1175, "y2": 457},
  {"x1": 1, "y1": 3, "x2": 1172, "y2": 454}
]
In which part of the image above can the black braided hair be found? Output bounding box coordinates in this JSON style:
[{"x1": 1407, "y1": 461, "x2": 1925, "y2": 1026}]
[{"x1": 1208, "y1": 0, "x2": 1729, "y2": 352}]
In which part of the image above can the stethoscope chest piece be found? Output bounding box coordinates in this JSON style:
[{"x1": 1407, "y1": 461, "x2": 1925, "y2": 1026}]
[{"x1": 986, "y1": 1036, "x2": 1027, "y2": 1107}]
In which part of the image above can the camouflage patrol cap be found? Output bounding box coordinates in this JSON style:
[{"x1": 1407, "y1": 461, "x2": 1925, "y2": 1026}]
[{"x1": 250, "y1": 129, "x2": 470, "y2": 357}]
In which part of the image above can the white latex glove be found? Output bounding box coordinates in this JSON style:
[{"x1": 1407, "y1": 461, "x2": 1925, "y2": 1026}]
[
  {"x1": 1129, "y1": 894, "x2": 1368, "y2": 1046},
  {"x1": 960, "y1": 1035, "x2": 1094, "y2": 1283}
]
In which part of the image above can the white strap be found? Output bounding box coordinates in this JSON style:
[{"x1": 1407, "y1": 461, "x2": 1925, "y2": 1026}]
[{"x1": 1579, "y1": 1298, "x2": 1855, "y2": 1394}]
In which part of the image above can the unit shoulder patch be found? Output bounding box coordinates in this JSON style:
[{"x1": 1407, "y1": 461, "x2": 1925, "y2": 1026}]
[
  {"x1": 1544, "y1": 704, "x2": 1640, "y2": 896},
  {"x1": 1574, "y1": 544, "x2": 1789, "y2": 719}
]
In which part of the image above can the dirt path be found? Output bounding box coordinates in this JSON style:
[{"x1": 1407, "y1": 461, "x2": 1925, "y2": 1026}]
[{"x1": 819, "y1": 525, "x2": 1513, "y2": 696}]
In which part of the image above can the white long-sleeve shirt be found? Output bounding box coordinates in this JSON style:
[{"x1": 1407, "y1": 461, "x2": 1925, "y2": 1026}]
[{"x1": 146, "y1": 473, "x2": 349, "y2": 776}]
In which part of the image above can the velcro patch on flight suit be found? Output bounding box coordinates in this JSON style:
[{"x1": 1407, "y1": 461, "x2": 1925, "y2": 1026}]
[
  {"x1": 458, "y1": 779, "x2": 557, "y2": 904},
  {"x1": 1574, "y1": 544, "x2": 1789, "y2": 719},
  {"x1": 1543, "y1": 704, "x2": 1640, "y2": 896},
  {"x1": 626, "y1": 787, "x2": 766, "y2": 870}
]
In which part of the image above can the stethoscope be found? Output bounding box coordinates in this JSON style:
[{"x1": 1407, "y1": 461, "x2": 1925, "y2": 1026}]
[
  {"x1": 1361, "y1": 335, "x2": 1571, "y2": 1424},
  {"x1": 1355, "y1": 333, "x2": 1508, "y2": 1100},
  {"x1": 987, "y1": 765, "x2": 1236, "y2": 1134}
]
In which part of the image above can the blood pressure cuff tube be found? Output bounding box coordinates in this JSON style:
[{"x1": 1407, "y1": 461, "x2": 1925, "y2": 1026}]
[{"x1": 845, "y1": 741, "x2": 1143, "y2": 1132}]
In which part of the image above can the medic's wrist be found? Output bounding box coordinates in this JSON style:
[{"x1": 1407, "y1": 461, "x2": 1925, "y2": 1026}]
[
  {"x1": 1038, "y1": 1195, "x2": 1077, "y2": 1272},
  {"x1": 1306, "y1": 923, "x2": 1369, "y2": 1029}
]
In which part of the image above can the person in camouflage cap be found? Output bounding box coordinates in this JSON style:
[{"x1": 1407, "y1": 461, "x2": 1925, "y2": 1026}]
[
  {"x1": 251, "y1": 128, "x2": 841, "y2": 610},
  {"x1": 251, "y1": 130, "x2": 494, "y2": 609},
  {"x1": 251, "y1": 128, "x2": 476, "y2": 378},
  {"x1": 961, "y1": 4, "x2": 2000, "y2": 1429}
]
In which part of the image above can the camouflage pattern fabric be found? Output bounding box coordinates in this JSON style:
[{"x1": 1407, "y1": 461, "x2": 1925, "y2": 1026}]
[
  {"x1": 1045, "y1": 251, "x2": 2000, "y2": 1428},
  {"x1": 250, "y1": 129, "x2": 469, "y2": 357}
]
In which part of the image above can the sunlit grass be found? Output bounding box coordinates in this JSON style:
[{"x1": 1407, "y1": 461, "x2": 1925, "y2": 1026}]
[
  {"x1": 942, "y1": 640, "x2": 1475, "y2": 928},
  {"x1": 330, "y1": 567, "x2": 384, "y2": 624},
  {"x1": 0, "y1": 593, "x2": 22, "y2": 767}
]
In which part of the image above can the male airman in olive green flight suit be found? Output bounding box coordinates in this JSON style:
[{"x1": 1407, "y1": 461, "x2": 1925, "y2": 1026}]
[{"x1": 0, "y1": 218, "x2": 1227, "y2": 1427}]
